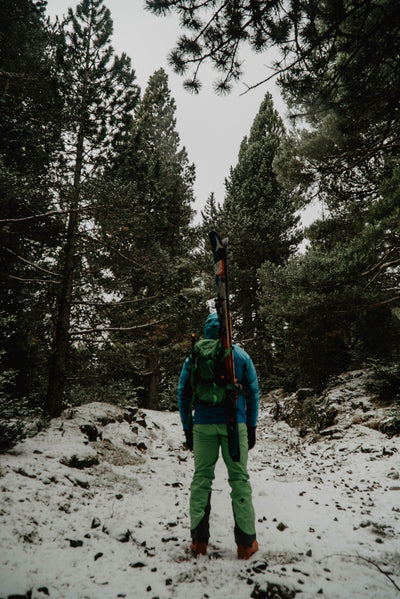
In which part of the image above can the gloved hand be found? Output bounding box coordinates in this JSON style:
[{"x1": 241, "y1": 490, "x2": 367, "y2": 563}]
[
  {"x1": 184, "y1": 427, "x2": 193, "y2": 451},
  {"x1": 247, "y1": 426, "x2": 256, "y2": 450}
]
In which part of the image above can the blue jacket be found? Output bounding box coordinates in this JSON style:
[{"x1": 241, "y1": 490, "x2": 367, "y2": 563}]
[{"x1": 178, "y1": 313, "x2": 259, "y2": 430}]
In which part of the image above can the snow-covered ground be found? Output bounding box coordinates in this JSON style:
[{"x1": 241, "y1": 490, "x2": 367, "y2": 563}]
[{"x1": 0, "y1": 388, "x2": 399, "y2": 599}]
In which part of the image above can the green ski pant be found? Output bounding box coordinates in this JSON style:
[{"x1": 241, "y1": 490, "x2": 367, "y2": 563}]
[{"x1": 190, "y1": 423, "x2": 256, "y2": 546}]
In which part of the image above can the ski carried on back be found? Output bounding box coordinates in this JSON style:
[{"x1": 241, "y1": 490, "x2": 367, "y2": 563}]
[{"x1": 209, "y1": 231, "x2": 240, "y2": 462}]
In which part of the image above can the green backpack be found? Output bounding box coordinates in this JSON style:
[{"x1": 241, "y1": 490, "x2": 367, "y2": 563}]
[{"x1": 189, "y1": 338, "x2": 232, "y2": 406}]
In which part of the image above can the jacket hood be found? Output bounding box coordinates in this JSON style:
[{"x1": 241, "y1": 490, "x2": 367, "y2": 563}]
[{"x1": 204, "y1": 313, "x2": 220, "y2": 339}]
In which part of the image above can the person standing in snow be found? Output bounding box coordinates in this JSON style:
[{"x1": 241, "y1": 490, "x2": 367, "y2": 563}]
[{"x1": 177, "y1": 312, "x2": 259, "y2": 560}]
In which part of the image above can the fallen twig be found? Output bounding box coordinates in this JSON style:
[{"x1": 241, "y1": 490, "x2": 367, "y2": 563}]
[{"x1": 322, "y1": 553, "x2": 400, "y2": 593}]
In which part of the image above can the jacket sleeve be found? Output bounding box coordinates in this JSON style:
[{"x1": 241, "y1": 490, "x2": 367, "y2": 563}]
[
  {"x1": 177, "y1": 357, "x2": 192, "y2": 430},
  {"x1": 241, "y1": 354, "x2": 259, "y2": 427}
]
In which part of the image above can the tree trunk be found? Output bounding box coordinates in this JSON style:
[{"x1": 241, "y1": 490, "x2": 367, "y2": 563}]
[
  {"x1": 44, "y1": 16, "x2": 93, "y2": 417},
  {"x1": 45, "y1": 207, "x2": 79, "y2": 417},
  {"x1": 45, "y1": 113, "x2": 87, "y2": 417},
  {"x1": 145, "y1": 344, "x2": 160, "y2": 410}
]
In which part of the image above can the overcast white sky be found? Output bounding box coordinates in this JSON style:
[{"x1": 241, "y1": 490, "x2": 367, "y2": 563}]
[{"x1": 46, "y1": 0, "x2": 287, "y2": 222}]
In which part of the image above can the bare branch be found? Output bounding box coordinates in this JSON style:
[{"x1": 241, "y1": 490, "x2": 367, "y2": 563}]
[
  {"x1": 1, "y1": 272, "x2": 60, "y2": 284},
  {"x1": 362, "y1": 249, "x2": 400, "y2": 289},
  {"x1": 72, "y1": 295, "x2": 158, "y2": 307},
  {"x1": 322, "y1": 554, "x2": 400, "y2": 593},
  {"x1": 240, "y1": 52, "x2": 305, "y2": 95},
  {"x1": 0, "y1": 68, "x2": 35, "y2": 81},
  {"x1": 0, "y1": 205, "x2": 93, "y2": 224},
  {"x1": 332, "y1": 296, "x2": 400, "y2": 314},
  {"x1": 69, "y1": 315, "x2": 171, "y2": 336},
  {"x1": 2, "y1": 246, "x2": 59, "y2": 277}
]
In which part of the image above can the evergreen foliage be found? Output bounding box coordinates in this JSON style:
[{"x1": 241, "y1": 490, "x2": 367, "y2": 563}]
[
  {"x1": 221, "y1": 93, "x2": 301, "y2": 379},
  {"x1": 0, "y1": 314, "x2": 25, "y2": 451},
  {"x1": 46, "y1": 0, "x2": 140, "y2": 416},
  {"x1": 146, "y1": 0, "x2": 400, "y2": 153},
  {"x1": 89, "y1": 68, "x2": 204, "y2": 410},
  {"x1": 367, "y1": 360, "x2": 400, "y2": 405},
  {"x1": 258, "y1": 153, "x2": 400, "y2": 390},
  {"x1": 155, "y1": 0, "x2": 400, "y2": 391},
  {"x1": 0, "y1": 0, "x2": 63, "y2": 406},
  {"x1": 2, "y1": 0, "x2": 400, "y2": 427}
]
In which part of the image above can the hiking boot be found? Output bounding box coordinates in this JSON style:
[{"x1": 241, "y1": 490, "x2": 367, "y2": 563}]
[
  {"x1": 237, "y1": 540, "x2": 258, "y2": 560},
  {"x1": 190, "y1": 540, "x2": 207, "y2": 556}
]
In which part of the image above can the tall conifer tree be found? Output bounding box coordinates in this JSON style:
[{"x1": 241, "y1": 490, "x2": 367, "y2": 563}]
[
  {"x1": 223, "y1": 93, "x2": 301, "y2": 376},
  {"x1": 0, "y1": 0, "x2": 62, "y2": 405},
  {"x1": 46, "y1": 0, "x2": 139, "y2": 416},
  {"x1": 94, "y1": 68, "x2": 200, "y2": 409}
]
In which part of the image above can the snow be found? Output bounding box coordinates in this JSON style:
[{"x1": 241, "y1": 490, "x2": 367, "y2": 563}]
[{"x1": 0, "y1": 389, "x2": 399, "y2": 599}]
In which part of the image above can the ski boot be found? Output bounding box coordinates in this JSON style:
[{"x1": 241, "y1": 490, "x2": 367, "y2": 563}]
[
  {"x1": 237, "y1": 540, "x2": 259, "y2": 560},
  {"x1": 190, "y1": 539, "x2": 208, "y2": 556}
]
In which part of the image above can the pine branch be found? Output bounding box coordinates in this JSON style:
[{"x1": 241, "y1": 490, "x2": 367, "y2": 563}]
[
  {"x1": 80, "y1": 233, "x2": 143, "y2": 268},
  {"x1": 332, "y1": 296, "x2": 400, "y2": 315},
  {"x1": 1, "y1": 272, "x2": 60, "y2": 285},
  {"x1": 1, "y1": 246, "x2": 59, "y2": 277},
  {"x1": 362, "y1": 249, "x2": 400, "y2": 289},
  {"x1": 71, "y1": 295, "x2": 158, "y2": 307},
  {"x1": 0, "y1": 205, "x2": 93, "y2": 224},
  {"x1": 69, "y1": 315, "x2": 171, "y2": 336},
  {"x1": 0, "y1": 68, "x2": 36, "y2": 81}
]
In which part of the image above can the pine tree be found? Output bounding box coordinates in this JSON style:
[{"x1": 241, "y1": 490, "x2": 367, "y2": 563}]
[
  {"x1": 201, "y1": 193, "x2": 222, "y2": 227},
  {"x1": 45, "y1": 0, "x2": 139, "y2": 417},
  {"x1": 258, "y1": 143, "x2": 400, "y2": 391},
  {"x1": 222, "y1": 93, "x2": 301, "y2": 376},
  {"x1": 92, "y1": 68, "x2": 202, "y2": 410},
  {"x1": 129, "y1": 68, "x2": 195, "y2": 253},
  {"x1": 0, "y1": 0, "x2": 62, "y2": 405}
]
